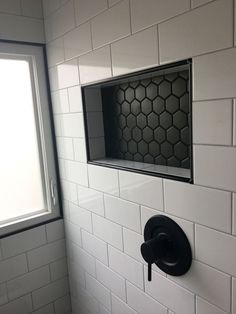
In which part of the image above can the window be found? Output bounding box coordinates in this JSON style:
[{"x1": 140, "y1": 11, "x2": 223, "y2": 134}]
[{"x1": 0, "y1": 41, "x2": 61, "y2": 237}]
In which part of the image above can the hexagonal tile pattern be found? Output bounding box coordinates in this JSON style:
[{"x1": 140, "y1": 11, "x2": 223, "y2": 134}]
[{"x1": 101, "y1": 69, "x2": 190, "y2": 168}]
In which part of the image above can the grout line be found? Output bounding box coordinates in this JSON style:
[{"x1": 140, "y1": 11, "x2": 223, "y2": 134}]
[
  {"x1": 109, "y1": 44, "x2": 114, "y2": 77},
  {"x1": 233, "y1": 0, "x2": 235, "y2": 47},
  {"x1": 128, "y1": 0, "x2": 132, "y2": 34},
  {"x1": 230, "y1": 276, "x2": 233, "y2": 314},
  {"x1": 156, "y1": 24, "x2": 161, "y2": 65}
]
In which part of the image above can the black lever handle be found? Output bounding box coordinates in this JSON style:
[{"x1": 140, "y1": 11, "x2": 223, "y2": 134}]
[
  {"x1": 141, "y1": 233, "x2": 170, "y2": 281},
  {"x1": 140, "y1": 215, "x2": 192, "y2": 281}
]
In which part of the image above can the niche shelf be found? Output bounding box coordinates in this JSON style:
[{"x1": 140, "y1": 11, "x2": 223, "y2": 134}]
[{"x1": 82, "y1": 60, "x2": 193, "y2": 182}]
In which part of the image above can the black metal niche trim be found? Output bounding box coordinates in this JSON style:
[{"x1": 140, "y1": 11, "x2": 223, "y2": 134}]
[{"x1": 82, "y1": 59, "x2": 193, "y2": 183}]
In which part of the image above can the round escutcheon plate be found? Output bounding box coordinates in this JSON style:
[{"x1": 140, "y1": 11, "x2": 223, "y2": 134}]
[{"x1": 142, "y1": 215, "x2": 192, "y2": 276}]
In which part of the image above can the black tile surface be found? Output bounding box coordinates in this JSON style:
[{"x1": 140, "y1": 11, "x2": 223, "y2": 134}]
[{"x1": 101, "y1": 69, "x2": 190, "y2": 168}]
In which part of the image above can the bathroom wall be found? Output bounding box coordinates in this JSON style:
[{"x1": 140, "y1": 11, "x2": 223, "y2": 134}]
[
  {"x1": 44, "y1": 0, "x2": 236, "y2": 314},
  {"x1": 0, "y1": 1, "x2": 71, "y2": 313}
]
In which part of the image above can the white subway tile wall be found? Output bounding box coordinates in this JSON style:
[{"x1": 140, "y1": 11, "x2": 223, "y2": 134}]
[{"x1": 0, "y1": 0, "x2": 228, "y2": 313}]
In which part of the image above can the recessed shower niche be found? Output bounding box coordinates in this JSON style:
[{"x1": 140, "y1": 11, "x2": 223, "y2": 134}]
[{"x1": 82, "y1": 60, "x2": 193, "y2": 182}]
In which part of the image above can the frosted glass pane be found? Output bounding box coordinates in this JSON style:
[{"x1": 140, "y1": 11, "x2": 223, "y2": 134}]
[{"x1": 0, "y1": 58, "x2": 45, "y2": 224}]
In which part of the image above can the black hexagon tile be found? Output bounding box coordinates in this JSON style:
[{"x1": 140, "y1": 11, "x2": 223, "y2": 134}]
[{"x1": 97, "y1": 67, "x2": 190, "y2": 169}]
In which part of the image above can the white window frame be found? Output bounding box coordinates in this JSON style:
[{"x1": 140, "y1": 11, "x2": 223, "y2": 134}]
[{"x1": 0, "y1": 41, "x2": 61, "y2": 237}]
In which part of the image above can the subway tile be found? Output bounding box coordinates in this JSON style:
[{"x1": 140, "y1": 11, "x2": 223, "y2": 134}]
[
  {"x1": 91, "y1": 0, "x2": 130, "y2": 48},
  {"x1": 46, "y1": 220, "x2": 65, "y2": 243},
  {"x1": 65, "y1": 160, "x2": 88, "y2": 186},
  {"x1": 196, "y1": 224, "x2": 236, "y2": 276},
  {"x1": 194, "y1": 145, "x2": 236, "y2": 192},
  {"x1": 44, "y1": 0, "x2": 75, "y2": 42},
  {"x1": 96, "y1": 260, "x2": 126, "y2": 301},
  {"x1": 27, "y1": 239, "x2": 66, "y2": 270},
  {"x1": 68, "y1": 85, "x2": 83, "y2": 113},
  {"x1": 111, "y1": 26, "x2": 159, "y2": 76},
  {"x1": 52, "y1": 89, "x2": 69, "y2": 114},
  {"x1": 72, "y1": 243, "x2": 96, "y2": 276},
  {"x1": 145, "y1": 270, "x2": 195, "y2": 314},
  {"x1": 123, "y1": 228, "x2": 143, "y2": 263},
  {"x1": 193, "y1": 99, "x2": 233, "y2": 145},
  {"x1": 49, "y1": 66, "x2": 59, "y2": 91},
  {"x1": 32, "y1": 277, "x2": 69, "y2": 309},
  {"x1": 76, "y1": 287, "x2": 99, "y2": 314},
  {"x1": 69, "y1": 202, "x2": 92, "y2": 232},
  {"x1": 7, "y1": 266, "x2": 50, "y2": 300},
  {"x1": 159, "y1": 0, "x2": 233, "y2": 63},
  {"x1": 68, "y1": 261, "x2": 86, "y2": 290},
  {"x1": 104, "y1": 194, "x2": 141, "y2": 232},
  {"x1": 0, "y1": 13, "x2": 44, "y2": 43},
  {"x1": 130, "y1": 0, "x2": 190, "y2": 33},
  {"x1": 42, "y1": 0, "x2": 60, "y2": 17},
  {"x1": 64, "y1": 22, "x2": 92, "y2": 60},
  {"x1": 93, "y1": 214, "x2": 123, "y2": 249},
  {"x1": 61, "y1": 113, "x2": 85, "y2": 138},
  {"x1": 73, "y1": 138, "x2": 87, "y2": 162},
  {"x1": 21, "y1": 0, "x2": 43, "y2": 18},
  {"x1": 86, "y1": 273, "x2": 111, "y2": 310},
  {"x1": 196, "y1": 296, "x2": 228, "y2": 314},
  {"x1": 119, "y1": 170, "x2": 163, "y2": 210},
  {"x1": 88, "y1": 165, "x2": 119, "y2": 196},
  {"x1": 0, "y1": 0, "x2": 21, "y2": 14},
  {"x1": 100, "y1": 304, "x2": 111, "y2": 314},
  {"x1": 164, "y1": 180, "x2": 232, "y2": 233},
  {"x1": 82, "y1": 230, "x2": 108, "y2": 265},
  {"x1": 193, "y1": 48, "x2": 236, "y2": 100},
  {"x1": 127, "y1": 282, "x2": 167, "y2": 314},
  {"x1": 112, "y1": 294, "x2": 137, "y2": 314},
  {"x1": 56, "y1": 137, "x2": 74, "y2": 160},
  {"x1": 108, "y1": 246, "x2": 143, "y2": 289},
  {"x1": 64, "y1": 220, "x2": 82, "y2": 246},
  {"x1": 79, "y1": 46, "x2": 112, "y2": 84},
  {"x1": 169, "y1": 260, "x2": 230, "y2": 312},
  {"x1": 32, "y1": 303, "x2": 54, "y2": 314},
  {"x1": 1, "y1": 226, "x2": 46, "y2": 258},
  {"x1": 75, "y1": 0, "x2": 108, "y2": 25},
  {"x1": 54, "y1": 295, "x2": 72, "y2": 314},
  {"x1": 0, "y1": 284, "x2": 7, "y2": 306},
  {"x1": 56, "y1": 59, "x2": 80, "y2": 89},
  {"x1": 77, "y1": 185, "x2": 105, "y2": 216},
  {"x1": 0, "y1": 254, "x2": 28, "y2": 283},
  {"x1": 141, "y1": 206, "x2": 194, "y2": 256},
  {"x1": 191, "y1": 0, "x2": 215, "y2": 8},
  {"x1": 61, "y1": 180, "x2": 77, "y2": 203},
  {"x1": 50, "y1": 258, "x2": 68, "y2": 281},
  {"x1": 108, "y1": 0, "x2": 122, "y2": 6},
  {"x1": 47, "y1": 37, "x2": 64, "y2": 67},
  {"x1": 0, "y1": 294, "x2": 32, "y2": 314}
]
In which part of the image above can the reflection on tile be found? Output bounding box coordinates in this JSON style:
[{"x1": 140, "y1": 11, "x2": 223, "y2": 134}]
[
  {"x1": 111, "y1": 26, "x2": 159, "y2": 76},
  {"x1": 56, "y1": 59, "x2": 80, "y2": 89},
  {"x1": 64, "y1": 22, "x2": 92, "y2": 60},
  {"x1": 91, "y1": 0, "x2": 130, "y2": 49},
  {"x1": 79, "y1": 46, "x2": 112, "y2": 84}
]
